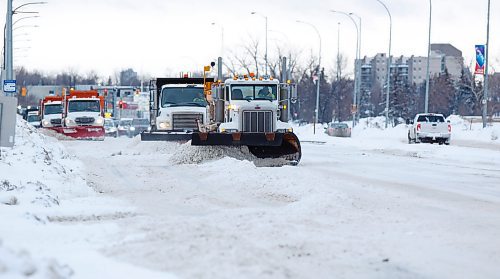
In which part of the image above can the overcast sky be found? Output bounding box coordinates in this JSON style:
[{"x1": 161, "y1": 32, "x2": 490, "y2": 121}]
[{"x1": 2, "y1": 0, "x2": 498, "y2": 79}]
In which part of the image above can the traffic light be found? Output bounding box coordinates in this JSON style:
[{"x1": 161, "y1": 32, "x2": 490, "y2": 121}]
[
  {"x1": 104, "y1": 88, "x2": 108, "y2": 97},
  {"x1": 118, "y1": 100, "x2": 123, "y2": 109}
]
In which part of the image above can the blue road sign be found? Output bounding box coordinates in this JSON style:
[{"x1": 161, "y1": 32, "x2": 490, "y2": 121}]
[{"x1": 3, "y1": 80, "x2": 16, "y2": 93}]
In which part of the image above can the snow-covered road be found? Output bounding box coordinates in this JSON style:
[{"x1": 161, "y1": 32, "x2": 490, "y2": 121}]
[{"x1": 59, "y1": 127, "x2": 500, "y2": 279}]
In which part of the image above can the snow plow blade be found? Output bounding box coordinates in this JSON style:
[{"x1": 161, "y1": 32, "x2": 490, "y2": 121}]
[
  {"x1": 140, "y1": 131, "x2": 192, "y2": 142},
  {"x1": 191, "y1": 132, "x2": 301, "y2": 165},
  {"x1": 52, "y1": 126, "x2": 105, "y2": 140}
]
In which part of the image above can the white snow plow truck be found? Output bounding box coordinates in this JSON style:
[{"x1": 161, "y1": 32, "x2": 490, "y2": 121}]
[
  {"x1": 191, "y1": 57, "x2": 301, "y2": 165},
  {"x1": 141, "y1": 77, "x2": 210, "y2": 141}
]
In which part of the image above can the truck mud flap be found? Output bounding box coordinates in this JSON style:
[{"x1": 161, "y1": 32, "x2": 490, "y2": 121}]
[
  {"x1": 52, "y1": 126, "x2": 105, "y2": 140},
  {"x1": 141, "y1": 132, "x2": 192, "y2": 141}
]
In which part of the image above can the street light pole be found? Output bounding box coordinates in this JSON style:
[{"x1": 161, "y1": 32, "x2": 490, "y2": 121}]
[
  {"x1": 331, "y1": 10, "x2": 359, "y2": 128},
  {"x1": 5, "y1": 0, "x2": 14, "y2": 86},
  {"x1": 296, "y1": 20, "x2": 321, "y2": 134},
  {"x1": 350, "y1": 12, "x2": 362, "y2": 121},
  {"x1": 483, "y1": 0, "x2": 491, "y2": 128},
  {"x1": 4, "y1": 1, "x2": 46, "y2": 96},
  {"x1": 375, "y1": 0, "x2": 392, "y2": 128},
  {"x1": 424, "y1": 0, "x2": 432, "y2": 113},
  {"x1": 251, "y1": 12, "x2": 268, "y2": 76}
]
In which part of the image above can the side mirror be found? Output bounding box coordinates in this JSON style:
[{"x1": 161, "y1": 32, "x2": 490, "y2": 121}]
[
  {"x1": 446, "y1": 120, "x2": 450, "y2": 123},
  {"x1": 405, "y1": 119, "x2": 410, "y2": 125}
]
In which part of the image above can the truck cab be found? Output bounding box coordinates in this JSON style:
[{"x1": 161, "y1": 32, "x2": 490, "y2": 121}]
[
  {"x1": 64, "y1": 93, "x2": 104, "y2": 128},
  {"x1": 155, "y1": 83, "x2": 207, "y2": 132},
  {"x1": 219, "y1": 77, "x2": 292, "y2": 134},
  {"x1": 141, "y1": 77, "x2": 210, "y2": 141},
  {"x1": 408, "y1": 113, "x2": 451, "y2": 145}
]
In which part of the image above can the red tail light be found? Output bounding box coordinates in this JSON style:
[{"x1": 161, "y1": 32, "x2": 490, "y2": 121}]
[
  {"x1": 416, "y1": 123, "x2": 421, "y2": 132},
  {"x1": 448, "y1": 124, "x2": 451, "y2": 133}
]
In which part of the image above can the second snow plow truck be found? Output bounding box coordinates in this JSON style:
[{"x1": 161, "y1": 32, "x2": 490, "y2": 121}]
[{"x1": 141, "y1": 77, "x2": 209, "y2": 141}]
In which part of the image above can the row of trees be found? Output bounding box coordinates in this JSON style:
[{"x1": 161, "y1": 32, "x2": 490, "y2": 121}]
[
  {"x1": 14, "y1": 41, "x2": 500, "y2": 123},
  {"x1": 15, "y1": 67, "x2": 143, "y2": 88}
]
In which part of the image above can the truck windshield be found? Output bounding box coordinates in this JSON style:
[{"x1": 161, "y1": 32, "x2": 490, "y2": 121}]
[
  {"x1": 161, "y1": 87, "x2": 206, "y2": 107},
  {"x1": 231, "y1": 85, "x2": 278, "y2": 101},
  {"x1": 417, "y1": 115, "x2": 445, "y2": 122},
  {"x1": 68, "y1": 100, "x2": 101, "y2": 113},
  {"x1": 44, "y1": 104, "x2": 63, "y2": 115}
]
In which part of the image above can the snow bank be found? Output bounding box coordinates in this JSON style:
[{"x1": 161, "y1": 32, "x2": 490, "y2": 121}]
[
  {"x1": 447, "y1": 115, "x2": 500, "y2": 143},
  {"x1": 0, "y1": 117, "x2": 93, "y2": 206},
  {"x1": 0, "y1": 117, "x2": 95, "y2": 278}
]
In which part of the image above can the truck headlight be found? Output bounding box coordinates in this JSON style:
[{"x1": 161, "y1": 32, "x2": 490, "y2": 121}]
[
  {"x1": 42, "y1": 120, "x2": 50, "y2": 127},
  {"x1": 95, "y1": 118, "x2": 104, "y2": 125},
  {"x1": 65, "y1": 118, "x2": 75, "y2": 125},
  {"x1": 129, "y1": 126, "x2": 136, "y2": 131},
  {"x1": 159, "y1": 122, "x2": 171, "y2": 129}
]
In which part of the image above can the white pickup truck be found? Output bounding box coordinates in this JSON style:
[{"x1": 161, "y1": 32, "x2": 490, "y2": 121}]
[{"x1": 407, "y1": 113, "x2": 451, "y2": 145}]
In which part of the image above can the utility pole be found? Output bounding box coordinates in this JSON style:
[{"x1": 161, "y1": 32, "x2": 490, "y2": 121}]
[
  {"x1": 482, "y1": 0, "x2": 491, "y2": 128},
  {"x1": 375, "y1": 0, "x2": 392, "y2": 128},
  {"x1": 424, "y1": 0, "x2": 432, "y2": 113}
]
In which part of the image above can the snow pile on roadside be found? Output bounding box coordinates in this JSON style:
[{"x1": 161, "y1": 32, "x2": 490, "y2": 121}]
[
  {"x1": 0, "y1": 241, "x2": 73, "y2": 279},
  {"x1": 447, "y1": 115, "x2": 499, "y2": 143},
  {"x1": 0, "y1": 118, "x2": 93, "y2": 206},
  {"x1": 0, "y1": 118, "x2": 94, "y2": 278}
]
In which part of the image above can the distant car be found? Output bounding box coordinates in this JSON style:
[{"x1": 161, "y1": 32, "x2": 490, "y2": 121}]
[
  {"x1": 117, "y1": 118, "x2": 133, "y2": 137},
  {"x1": 325, "y1": 122, "x2": 351, "y2": 137},
  {"x1": 104, "y1": 119, "x2": 118, "y2": 138},
  {"x1": 130, "y1": 118, "x2": 150, "y2": 137},
  {"x1": 26, "y1": 112, "x2": 41, "y2": 128}
]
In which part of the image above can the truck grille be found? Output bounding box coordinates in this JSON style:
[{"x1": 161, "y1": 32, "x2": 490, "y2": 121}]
[
  {"x1": 75, "y1": 117, "x2": 95, "y2": 125},
  {"x1": 50, "y1": 119, "x2": 62, "y2": 126},
  {"x1": 242, "y1": 111, "x2": 273, "y2": 133},
  {"x1": 172, "y1": 113, "x2": 202, "y2": 130}
]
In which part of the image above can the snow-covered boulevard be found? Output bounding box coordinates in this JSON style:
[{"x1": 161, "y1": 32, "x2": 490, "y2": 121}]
[{"x1": 1, "y1": 118, "x2": 500, "y2": 278}]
